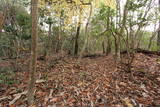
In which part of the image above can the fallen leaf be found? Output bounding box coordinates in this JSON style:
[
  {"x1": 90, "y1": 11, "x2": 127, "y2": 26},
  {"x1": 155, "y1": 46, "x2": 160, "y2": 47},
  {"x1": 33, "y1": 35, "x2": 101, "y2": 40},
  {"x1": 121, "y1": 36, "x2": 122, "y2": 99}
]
[
  {"x1": 50, "y1": 97, "x2": 59, "y2": 102},
  {"x1": 67, "y1": 98, "x2": 76, "y2": 103},
  {"x1": 9, "y1": 91, "x2": 27, "y2": 105},
  {"x1": 119, "y1": 82, "x2": 127, "y2": 86},
  {"x1": 9, "y1": 104, "x2": 15, "y2": 107},
  {"x1": 122, "y1": 98, "x2": 133, "y2": 107},
  {"x1": 36, "y1": 79, "x2": 45, "y2": 83}
]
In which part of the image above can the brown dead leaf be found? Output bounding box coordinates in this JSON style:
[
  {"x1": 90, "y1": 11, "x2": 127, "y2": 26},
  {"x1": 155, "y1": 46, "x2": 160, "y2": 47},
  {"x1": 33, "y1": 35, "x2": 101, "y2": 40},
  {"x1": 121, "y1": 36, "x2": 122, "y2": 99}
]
[
  {"x1": 36, "y1": 91, "x2": 46, "y2": 96},
  {"x1": 50, "y1": 97, "x2": 60, "y2": 102},
  {"x1": 122, "y1": 98, "x2": 133, "y2": 107},
  {"x1": 36, "y1": 79, "x2": 45, "y2": 83},
  {"x1": 9, "y1": 91, "x2": 27, "y2": 105},
  {"x1": 9, "y1": 104, "x2": 15, "y2": 107},
  {"x1": 67, "y1": 98, "x2": 76, "y2": 103},
  {"x1": 119, "y1": 82, "x2": 127, "y2": 86},
  {"x1": 157, "y1": 77, "x2": 160, "y2": 81}
]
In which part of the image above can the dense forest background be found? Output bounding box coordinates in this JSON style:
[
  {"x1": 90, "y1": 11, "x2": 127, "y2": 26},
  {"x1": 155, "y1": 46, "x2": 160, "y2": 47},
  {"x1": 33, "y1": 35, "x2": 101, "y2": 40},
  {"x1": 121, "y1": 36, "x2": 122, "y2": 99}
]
[
  {"x1": 0, "y1": 0, "x2": 160, "y2": 106},
  {"x1": 0, "y1": 0, "x2": 160, "y2": 59}
]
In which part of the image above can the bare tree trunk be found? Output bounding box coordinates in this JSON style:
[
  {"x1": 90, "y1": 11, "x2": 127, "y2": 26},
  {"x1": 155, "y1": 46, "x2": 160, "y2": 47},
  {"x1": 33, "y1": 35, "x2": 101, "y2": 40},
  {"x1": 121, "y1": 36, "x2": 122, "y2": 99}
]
[
  {"x1": 55, "y1": 35, "x2": 60, "y2": 53},
  {"x1": 79, "y1": 4, "x2": 92, "y2": 58},
  {"x1": 148, "y1": 24, "x2": 158, "y2": 50},
  {"x1": 27, "y1": 0, "x2": 38, "y2": 105},
  {"x1": 48, "y1": 23, "x2": 52, "y2": 55},
  {"x1": 106, "y1": 36, "x2": 112, "y2": 55},
  {"x1": 106, "y1": 7, "x2": 111, "y2": 55},
  {"x1": 102, "y1": 40, "x2": 105, "y2": 54},
  {"x1": 114, "y1": 37, "x2": 118, "y2": 56},
  {"x1": 60, "y1": 38, "x2": 66, "y2": 55},
  {"x1": 55, "y1": 10, "x2": 62, "y2": 53},
  {"x1": 116, "y1": 0, "x2": 129, "y2": 61},
  {"x1": 114, "y1": 0, "x2": 120, "y2": 58},
  {"x1": 157, "y1": 0, "x2": 160, "y2": 50},
  {"x1": 116, "y1": 35, "x2": 121, "y2": 60},
  {"x1": 74, "y1": 24, "x2": 81, "y2": 55},
  {"x1": 74, "y1": 7, "x2": 83, "y2": 56},
  {"x1": 0, "y1": 11, "x2": 4, "y2": 32},
  {"x1": 158, "y1": 28, "x2": 160, "y2": 50}
]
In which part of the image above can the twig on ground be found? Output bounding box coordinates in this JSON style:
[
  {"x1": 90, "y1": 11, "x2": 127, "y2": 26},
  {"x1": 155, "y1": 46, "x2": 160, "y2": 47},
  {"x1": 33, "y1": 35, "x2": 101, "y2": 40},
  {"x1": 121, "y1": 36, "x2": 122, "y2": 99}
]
[{"x1": 9, "y1": 91, "x2": 27, "y2": 105}]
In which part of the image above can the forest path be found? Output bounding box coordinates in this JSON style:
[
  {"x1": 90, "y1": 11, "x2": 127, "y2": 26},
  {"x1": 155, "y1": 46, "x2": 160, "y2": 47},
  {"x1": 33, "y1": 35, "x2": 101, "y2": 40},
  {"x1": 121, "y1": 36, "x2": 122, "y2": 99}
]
[{"x1": 0, "y1": 53, "x2": 160, "y2": 106}]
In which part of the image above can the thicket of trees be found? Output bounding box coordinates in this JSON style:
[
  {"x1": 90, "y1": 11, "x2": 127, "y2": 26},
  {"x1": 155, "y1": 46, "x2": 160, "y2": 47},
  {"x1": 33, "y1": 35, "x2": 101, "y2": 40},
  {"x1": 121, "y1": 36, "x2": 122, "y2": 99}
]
[
  {"x1": 0, "y1": 0, "x2": 160, "y2": 105},
  {"x1": 0, "y1": 0, "x2": 159, "y2": 58}
]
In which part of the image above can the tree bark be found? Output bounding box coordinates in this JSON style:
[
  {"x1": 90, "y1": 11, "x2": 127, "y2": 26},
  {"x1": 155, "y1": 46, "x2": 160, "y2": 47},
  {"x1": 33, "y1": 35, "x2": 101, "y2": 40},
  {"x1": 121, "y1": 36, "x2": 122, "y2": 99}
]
[
  {"x1": 116, "y1": 0, "x2": 129, "y2": 61},
  {"x1": 106, "y1": 36, "x2": 112, "y2": 55},
  {"x1": 102, "y1": 40, "x2": 105, "y2": 54},
  {"x1": 0, "y1": 11, "x2": 4, "y2": 32},
  {"x1": 74, "y1": 24, "x2": 81, "y2": 55},
  {"x1": 79, "y1": 4, "x2": 92, "y2": 59},
  {"x1": 157, "y1": 0, "x2": 160, "y2": 50},
  {"x1": 106, "y1": 7, "x2": 111, "y2": 55},
  {"x1": 148, "y1": 24, "x2": 158, "y2": 50},
  {"x1": 55, "y1": 14, "x2": 62, "y2": 53},
  {"x1": 27, "y1": 0, "x2": 38, "y2": 105},
  {"x1": 48, "y1": 23, "x2": 52, "y2": 55}
]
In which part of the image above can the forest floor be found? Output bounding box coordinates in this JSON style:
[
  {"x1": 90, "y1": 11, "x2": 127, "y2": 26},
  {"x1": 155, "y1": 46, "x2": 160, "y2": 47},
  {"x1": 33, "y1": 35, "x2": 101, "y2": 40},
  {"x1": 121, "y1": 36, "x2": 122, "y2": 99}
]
[{"x1": 0, "y1": 53, "x2": 160, "y2": 107}]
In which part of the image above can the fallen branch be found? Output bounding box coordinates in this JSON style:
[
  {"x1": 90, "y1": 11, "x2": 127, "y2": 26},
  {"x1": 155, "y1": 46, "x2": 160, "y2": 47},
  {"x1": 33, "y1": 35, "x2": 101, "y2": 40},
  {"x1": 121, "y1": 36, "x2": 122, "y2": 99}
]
[
  {"x1": 121, "y1": 48, "x2": 160, "y2": 56},
  {"x1": 36, "y1": 79, "x2": 46, "y2": 84},
  {"x1": 44, "y1": 89, "x2": 54, "y2": 106},
  {"x1": 83, "y1": 54, "x2": 104, "y2": 58},
  {"x1": 49, "y1": 89, "x2": 54, "y2": 99},
  {"x1": 9, "y1": 91, "x2": 27, "y2": 105},
  {"x1": 0, "y1": 96, "x2": 11, "y2": 101}
]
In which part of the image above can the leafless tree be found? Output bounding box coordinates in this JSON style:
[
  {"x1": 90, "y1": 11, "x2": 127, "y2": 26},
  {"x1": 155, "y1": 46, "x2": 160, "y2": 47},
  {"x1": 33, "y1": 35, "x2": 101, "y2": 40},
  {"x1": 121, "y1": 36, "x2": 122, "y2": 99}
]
[{"x1": 27, "y1": 0, "x2": 38, "y2": 105}]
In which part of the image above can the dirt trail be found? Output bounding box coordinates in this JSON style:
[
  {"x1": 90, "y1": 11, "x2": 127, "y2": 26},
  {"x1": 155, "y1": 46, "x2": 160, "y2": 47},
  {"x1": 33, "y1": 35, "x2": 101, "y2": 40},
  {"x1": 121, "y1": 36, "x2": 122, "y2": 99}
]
[{"x1": 0, "y1": 54, "x2": 160, "y2": 107}]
